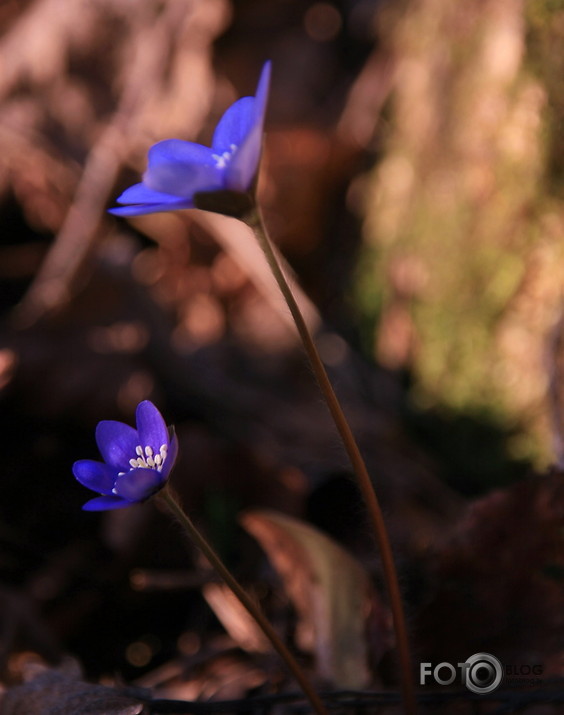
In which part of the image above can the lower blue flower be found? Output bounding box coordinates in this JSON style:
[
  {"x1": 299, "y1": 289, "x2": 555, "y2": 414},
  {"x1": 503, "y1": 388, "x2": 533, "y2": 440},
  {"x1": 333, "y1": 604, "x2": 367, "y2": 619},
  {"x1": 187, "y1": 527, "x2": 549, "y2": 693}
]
[{"x1": 73, "y1": 400, "x2": 178, "y2": 511}]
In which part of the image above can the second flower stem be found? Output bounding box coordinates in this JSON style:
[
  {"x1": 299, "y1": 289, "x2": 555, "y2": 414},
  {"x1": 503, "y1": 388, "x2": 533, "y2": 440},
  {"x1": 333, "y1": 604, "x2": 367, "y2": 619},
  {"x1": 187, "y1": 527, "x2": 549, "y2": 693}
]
[
  {"x1": 245, "y1": 207, "x2": 417, "y2": 715},
  {"x1": 156, "y1": 486, "x2": 328, "y2": 715}
]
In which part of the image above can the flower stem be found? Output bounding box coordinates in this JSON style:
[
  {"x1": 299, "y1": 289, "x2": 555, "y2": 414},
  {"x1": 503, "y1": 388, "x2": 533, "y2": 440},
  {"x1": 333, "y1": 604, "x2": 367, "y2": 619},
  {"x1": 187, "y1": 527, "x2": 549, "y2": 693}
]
[
  {"x1": 156, "y1": 486, "x2": 328, "y2": 715},
  {"x1": 244, "y1": 206, "x2": 417, "y2": 715}
]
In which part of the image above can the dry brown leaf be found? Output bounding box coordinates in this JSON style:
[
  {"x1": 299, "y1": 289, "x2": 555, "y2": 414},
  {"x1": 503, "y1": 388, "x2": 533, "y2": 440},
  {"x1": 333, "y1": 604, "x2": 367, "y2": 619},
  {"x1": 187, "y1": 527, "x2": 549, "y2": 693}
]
[
  {"x1": 202, "y1": 582, "x2": 272, "y2": 654},
  {"x1": 240, "y1": 509, "x2": 387, "y2": 688}
]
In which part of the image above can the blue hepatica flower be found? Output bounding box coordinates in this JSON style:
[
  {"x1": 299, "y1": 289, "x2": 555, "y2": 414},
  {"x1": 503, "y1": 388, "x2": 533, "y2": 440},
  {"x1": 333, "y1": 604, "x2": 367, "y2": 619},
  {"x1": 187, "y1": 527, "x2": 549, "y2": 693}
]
[
  {"x1": 109, "y1": 62, "x2": 271, "y2": 217},
  {"x1": 73, "y1": 400, "x2": 178, "y2": 511}
]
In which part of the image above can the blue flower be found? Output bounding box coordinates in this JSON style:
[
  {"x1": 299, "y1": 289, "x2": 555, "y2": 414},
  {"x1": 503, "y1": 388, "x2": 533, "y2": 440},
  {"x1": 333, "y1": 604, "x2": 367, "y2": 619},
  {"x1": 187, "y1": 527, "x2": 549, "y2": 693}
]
[
  {"x1": 73, "y1": 400, "x2": 178, "y2": 511},
  {"x1": 109, "y1": 62, "x2": 271, "y2": 217}
]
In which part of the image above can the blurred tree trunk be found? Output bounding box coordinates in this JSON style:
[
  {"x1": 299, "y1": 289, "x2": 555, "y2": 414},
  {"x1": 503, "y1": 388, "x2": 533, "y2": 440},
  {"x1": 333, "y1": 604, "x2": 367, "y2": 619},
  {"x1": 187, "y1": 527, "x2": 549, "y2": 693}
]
[{"x1": 359, "y1": 0, "x2": 564, "y2": 465}]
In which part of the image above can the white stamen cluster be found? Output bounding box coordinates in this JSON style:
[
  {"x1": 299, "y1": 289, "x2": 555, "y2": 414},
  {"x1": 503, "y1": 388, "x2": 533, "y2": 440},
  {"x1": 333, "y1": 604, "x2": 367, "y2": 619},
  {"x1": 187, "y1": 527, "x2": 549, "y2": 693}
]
[
  {"x1": 128, "y1": 444, "x2": 168, "y2": 472},
  {"x1": 212, "y1": 143, "x2": 238, "y2": 169}
]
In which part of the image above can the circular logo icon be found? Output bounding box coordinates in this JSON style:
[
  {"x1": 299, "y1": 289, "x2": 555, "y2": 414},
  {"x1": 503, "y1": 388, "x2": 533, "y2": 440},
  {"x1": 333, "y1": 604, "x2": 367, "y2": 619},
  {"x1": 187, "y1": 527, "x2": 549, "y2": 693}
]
[{"x1": 464, "y1": 653, "x2": 503, "y2": 694}]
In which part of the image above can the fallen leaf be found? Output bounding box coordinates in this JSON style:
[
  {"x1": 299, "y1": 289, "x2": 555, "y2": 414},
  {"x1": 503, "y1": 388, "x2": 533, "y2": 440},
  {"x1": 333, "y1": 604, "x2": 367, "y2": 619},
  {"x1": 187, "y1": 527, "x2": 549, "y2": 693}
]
[
  {"x1": 240, "y1": 509, "x2": 389, "y2": 688},
  {"x1": 202, "y1": 582, "x2": 272, "y2": 653}
]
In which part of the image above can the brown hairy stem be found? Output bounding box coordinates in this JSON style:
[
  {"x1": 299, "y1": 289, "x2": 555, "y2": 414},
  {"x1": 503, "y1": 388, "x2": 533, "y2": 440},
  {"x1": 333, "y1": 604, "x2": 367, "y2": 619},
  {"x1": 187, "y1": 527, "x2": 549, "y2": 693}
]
[
  {"x1": 244, "y1": 206, "x2": 417, "y2": 715},
  {"x1": 156, "y1": 486, "x2": 328, "y2": 715}
]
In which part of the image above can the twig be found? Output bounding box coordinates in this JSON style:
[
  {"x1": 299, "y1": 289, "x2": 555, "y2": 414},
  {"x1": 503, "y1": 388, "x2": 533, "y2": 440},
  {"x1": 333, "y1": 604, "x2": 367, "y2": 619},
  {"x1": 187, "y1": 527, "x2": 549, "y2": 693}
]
[{"x1": 13, "y1": 5, "x2": 178, "y2": 326}]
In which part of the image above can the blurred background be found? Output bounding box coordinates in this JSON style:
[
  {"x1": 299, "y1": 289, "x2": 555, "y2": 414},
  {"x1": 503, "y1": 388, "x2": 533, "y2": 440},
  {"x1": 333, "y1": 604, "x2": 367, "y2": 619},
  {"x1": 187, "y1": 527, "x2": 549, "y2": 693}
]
[{"x1": 1, "y1": 0, "x2": 564, "y2": 708}]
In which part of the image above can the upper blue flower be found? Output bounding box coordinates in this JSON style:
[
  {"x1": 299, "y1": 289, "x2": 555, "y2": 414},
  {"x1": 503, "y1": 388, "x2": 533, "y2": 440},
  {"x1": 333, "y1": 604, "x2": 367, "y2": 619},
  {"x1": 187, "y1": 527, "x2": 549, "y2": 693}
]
[
  {"x1": 73, "y1": 400, "x2": 178, "y2": 511},
  {"x1": 109, "y1": 62, "x2": 271, "y2": 217}
]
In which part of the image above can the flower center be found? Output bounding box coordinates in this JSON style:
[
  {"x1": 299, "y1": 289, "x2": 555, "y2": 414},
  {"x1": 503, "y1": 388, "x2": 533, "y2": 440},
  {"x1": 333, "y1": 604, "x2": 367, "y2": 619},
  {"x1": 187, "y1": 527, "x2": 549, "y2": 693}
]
[
  {"x1": 212, "y1": 143, "x2": 238, "y2": 169},
  {"x1": 128, "y1": 444, "x2": 168, "y2": 472}
]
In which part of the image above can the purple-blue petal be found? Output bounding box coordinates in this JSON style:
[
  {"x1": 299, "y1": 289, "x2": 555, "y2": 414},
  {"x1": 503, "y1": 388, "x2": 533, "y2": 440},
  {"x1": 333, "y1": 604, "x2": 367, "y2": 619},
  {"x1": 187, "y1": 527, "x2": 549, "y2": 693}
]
[
  {"x1": 212, "y1": 97, "x2": 255, "y2": 154},
  {"x1": 95, "y1": 420, "x2": 139, "y2": 471},
  {"x1": 224, "y1": 61, "x2": 271, "y2": 191},
  {"x1": 109, "y1": 198, "x2": 194, "y2": 217},
  {"x1": 160, "y1": 431, "x2": 179, "y2": 479},
  {"x1": 113, "y1": 182, "x2": 188, "y2": 206},
  {"x1": 113, "y1": 468, "x2": 165, "y2": 501},
  {"x1": 147, "y1": 139, "x2": 216, "y2": 167},
  {"x1": 223, "y1": 135, "x2": 259, "y2": 192},
  {"x1": 82, "y1": 495, "x2": 133, "y2": 511},
  {"x1": 143, "y1": 139, "x2": 223, "y2": 197},
  {"x1": 254, "y1": 61, "x2": 272, "y2": 120},
  {"x1": 135, "y1": 400, "x2": 169, "y2": 452},
  {"x1": 72, "y1": 459, "x2": 117, "y2": 495}
]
